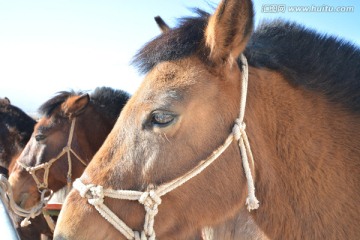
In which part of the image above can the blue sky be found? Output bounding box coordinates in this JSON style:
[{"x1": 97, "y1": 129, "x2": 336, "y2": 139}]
[{"x1": 0, "y1": 0, "x2": 359, "y2": 113}]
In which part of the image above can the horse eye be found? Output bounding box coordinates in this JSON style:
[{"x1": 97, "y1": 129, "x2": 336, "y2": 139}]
[
  {"x1": 151, "y1": 111, "x2": 175, "y2": 127},
  {"x1": 35, "y1": 134, "x2": 46, "y2": 142}
]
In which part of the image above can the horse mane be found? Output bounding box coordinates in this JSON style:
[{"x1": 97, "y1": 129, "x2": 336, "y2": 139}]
[
  {"x1": 38, "y1": 87, "x2": 130, "y2": 119},
  {"x1": 132, "y1": 10, "x2": 360, "y2": 113},
  {"x1": 131, "y1": 9, "x2": 210, "y2": 74},
  {"x1": 0, "y1": 99, "x2": 36, "y2": 147},
  {"x1": 245, "y1": 20, "x2": 360, "y2": 113},
  {"x1": 90, "y1": 87, "x2": 130, "y2": 120}
]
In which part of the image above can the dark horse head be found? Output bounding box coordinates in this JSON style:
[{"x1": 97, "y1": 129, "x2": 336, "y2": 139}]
[
  {"x1": 0, "y1": 97, "x2": 36, "y2": 177},
  {"x1": 55, "y1": 0, "x2": 360, "y2": 239}
]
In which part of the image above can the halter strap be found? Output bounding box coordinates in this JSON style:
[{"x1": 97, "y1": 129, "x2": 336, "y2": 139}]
[
  {"x1": 18, "y1": 117, "x2": 88, "y2": 191},
  {"x1": 73, "y1": 54, "x2": 259, "y2": 240}
]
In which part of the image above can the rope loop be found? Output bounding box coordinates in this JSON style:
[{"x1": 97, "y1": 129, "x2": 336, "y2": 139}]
[
  {"x1": 149, "y1": 191, "x2": 161, "y2": 205},
  {"x1": 138, "y1": 191, "x2": 149, "y2": 204},
  {"x1": 0, "y1": 175, "x2": 52, "y2": 228}
]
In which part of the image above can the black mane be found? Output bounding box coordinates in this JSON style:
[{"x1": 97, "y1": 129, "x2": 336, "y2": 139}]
[
  {"x1": 132, "y1": 9, "x2": 209, "y2": 74},
  {"x1": 90, "y1": 87, "x2": 130, "y2": 119},
  {"x1": 0, "y1": 99, "x2": 36, "y2": 146},
  {"x1": 38, "y1": 87, "x2": 130, "y2": 119},
  {"x1": 245, "y1": 20, "x2": 360, "y2": 113},
  {"x1": 132, "y1": 11, "x2": 360, "y2": 113}
]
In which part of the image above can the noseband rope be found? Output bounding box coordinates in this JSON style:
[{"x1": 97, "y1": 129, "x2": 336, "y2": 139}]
[
  {"x1": 18, "y1": 117, "x2": 88, "y2": 191},
  {"x1": 0, "y1": 174, "x2": 53, "y2": 227},
  {"x1": 73, "y1": 54, "x2": 259, "y2": 240}
]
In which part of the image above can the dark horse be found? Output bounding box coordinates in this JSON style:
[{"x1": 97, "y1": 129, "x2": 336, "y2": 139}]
[
  {"x1": 0, "y1": 97, "x2": 36, "y2": 176},
  {"x1": 55, "y1": 0, "x2": 360, "y2": 239},
  {"x1": 0, "y1": 97, "x2": 53, "y2": 239},
  {"x1": 9, "y1": 87, "x2": 129, "y2": 238}
]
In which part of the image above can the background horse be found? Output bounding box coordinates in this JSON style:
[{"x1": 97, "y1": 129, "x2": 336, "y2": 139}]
[
  {"x1": 8, "y1": 87, "x2": 129, "y2": 238},
  {"x1": 55, "y1": 0, "x2": 360, "y2": 239},
  {"x1": 0, "y1": 97, "x2": 53, "y2": 240},
  {"x1": 0, "y1": 97, "x2": 36, "y2": 176}
]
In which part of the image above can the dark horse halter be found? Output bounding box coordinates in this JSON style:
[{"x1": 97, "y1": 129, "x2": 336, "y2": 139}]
[{"x1": 18, "y1": 118, "x2": 88, "y2": 191}]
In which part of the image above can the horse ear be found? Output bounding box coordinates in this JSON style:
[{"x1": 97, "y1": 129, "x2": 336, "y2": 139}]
[
  {"x1": 4, "y1": 97, "x2": 10, "y2": 105},
  {"x1": 205, "y1": 0, "x2": 254, "y2": 64},
  {"x1": 62, "y1": 94, "x2": 90, "y2": 117},
  {"x1": 154, "y1": 16, "x2": 170, "y2": 33}
]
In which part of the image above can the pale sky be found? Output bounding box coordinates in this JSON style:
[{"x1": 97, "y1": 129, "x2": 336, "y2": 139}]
[{"x1": 0, "y1": 0, "x2": 359, "y2": 113}]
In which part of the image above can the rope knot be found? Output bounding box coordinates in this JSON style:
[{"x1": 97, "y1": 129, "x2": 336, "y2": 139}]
[
  {"x1": 232, "y1": 119, "x2": 246, "y2": 141},
  {"x1": 246, "y1": 196, "x2": 260, "y2": 211},
  {"x1": 20, "y1": 218, "x2": 32, "y2": 227},
  {"x1": 88, "y1": 185, "x2": 104, "y2": 206},
  {"x1": 144, "y1": 203, "x2": 159, "y2": 216},
  {"x1": 139, "y1": 190, "x2": 161, "y2": 210},
  {"x1": 76, "y1": 182, "x2": 95, "y2": 198},
  {"x1": 63, "y1": 146, "x2": 70, "y2": 152}
]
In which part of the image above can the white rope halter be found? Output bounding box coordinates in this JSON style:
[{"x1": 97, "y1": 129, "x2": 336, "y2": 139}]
[
  {"x1": 73, "y1": 54, "x2": 259, "y2": 240},
  {"x1": 18, "y1": 117, "x2": 88, "y2": 191}
]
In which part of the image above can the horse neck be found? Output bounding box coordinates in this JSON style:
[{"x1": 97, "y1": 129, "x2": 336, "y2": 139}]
[
  {"x1": 232, "y1": 67, "x2": 360, "y2": 239},
  {"x1": 76, "y1": 109, "x2": 115, "y2": 160}
]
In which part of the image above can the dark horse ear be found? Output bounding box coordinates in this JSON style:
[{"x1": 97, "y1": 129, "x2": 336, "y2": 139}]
[
  {"x1": 0, "y1": 97, "x2": 10, "y2": 105},
  {"x1": 154, "y1": 16, "x2": 170, "y2": 33},
  {"x1": 62, "y1": 93, "x2": 90, "y2": 117},
  {"x1": 205, "y1": 0, "x2": 254, "y2": 65},
  {"x1": 5, "y1": 97, "x2": 10, "y2": 104}
]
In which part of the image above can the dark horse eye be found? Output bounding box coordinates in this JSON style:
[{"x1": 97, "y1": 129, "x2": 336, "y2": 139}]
[
  {"x1": 35, "y1": 134, "x2": 46, "y2": 142},
  {"x1": 151, "y1": 111, "x2": 175, "y2": 127}
]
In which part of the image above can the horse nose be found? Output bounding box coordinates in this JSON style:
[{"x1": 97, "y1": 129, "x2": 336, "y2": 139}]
[{"x1": 18, "y1": 192, "x2": 30, "y2": 208}]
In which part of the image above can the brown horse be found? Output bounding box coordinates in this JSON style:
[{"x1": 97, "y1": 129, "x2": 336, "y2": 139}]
[
  {"x1": 8, "y1": 87, "x2": 129, "y2": 235},
  {"x1": 54, "y1": 0, "x2": 360, "y2": 239}
]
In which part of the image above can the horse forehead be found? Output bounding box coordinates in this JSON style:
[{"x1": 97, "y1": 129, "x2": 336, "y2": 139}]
[
  {"x1": 34, "y1": 117, "x2": 56, "y2": 132},
  {"x1": 35, "y1": 118, "x2": 48, "y2": 129},
  {"x1": 148, "y1": 58, "x2": 207, "y2": 84}
]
